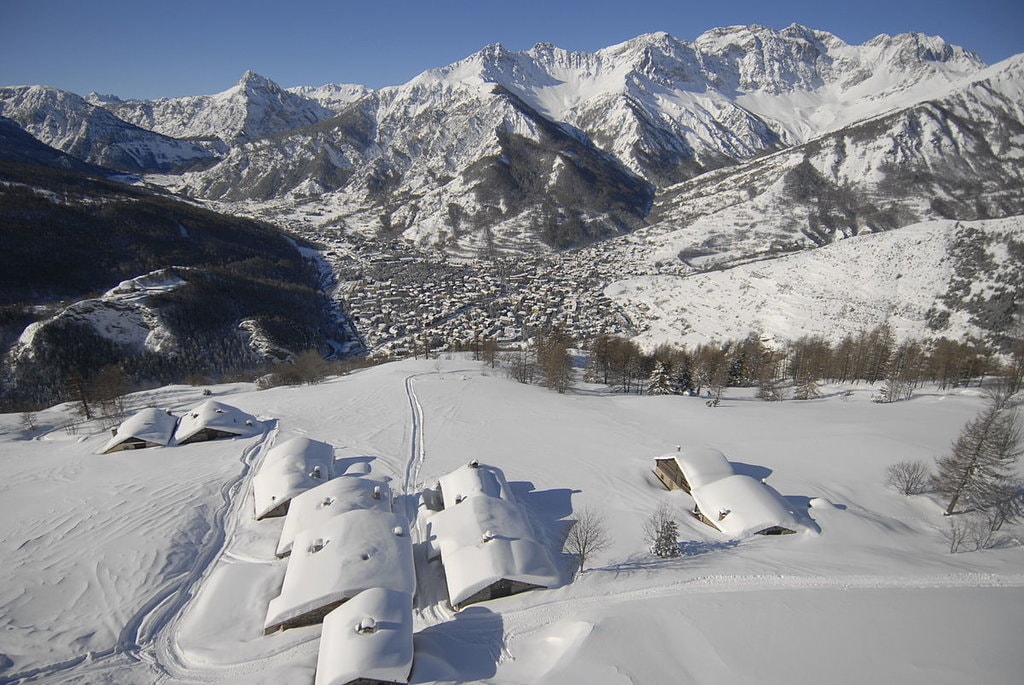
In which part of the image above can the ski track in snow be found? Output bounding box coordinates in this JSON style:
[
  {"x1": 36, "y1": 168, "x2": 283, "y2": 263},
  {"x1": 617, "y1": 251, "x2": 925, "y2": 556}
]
[
  {"x1": 146, "y1": 422, "x2": 283, "y2": 684},
  {"x1": 403, "y1": 371, "x2": 460, "y2": 630},
  {"x1": 0, "y1": 423, "x2": 279, "y2": 685},
  {"x1": 402, "y1": 373, "x2": 426, "y2": 515}
]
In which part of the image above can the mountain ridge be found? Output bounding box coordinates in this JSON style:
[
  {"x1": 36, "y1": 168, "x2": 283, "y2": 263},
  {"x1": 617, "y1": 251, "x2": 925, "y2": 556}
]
[{"x1": 0, "y1": 24, "x2": 1021, "y2": 378}]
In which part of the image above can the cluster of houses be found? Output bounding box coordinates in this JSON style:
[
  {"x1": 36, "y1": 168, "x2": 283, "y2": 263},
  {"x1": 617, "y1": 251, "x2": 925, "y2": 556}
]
[
  {"x1": 99, "y1": 400, "x2": 261, "y2": 454},
  {"x1": 423, "y1": 461, "x2": 560, "y2": 610},
  {"x1": 251, "y1": 436, "x2": 413, "y2": 685},
  {"x1": 102, "y1": 398, "x2": 559, "y2": 685},
  {"x1": 653, "y1": 446, "x2": 805, "y2": 537},
  {"x1": 251, "y1": 449, "x2": 559, "y2": 685},
  {"x1": 328, "y1": 238, "x2": 639, "y2": 357}
]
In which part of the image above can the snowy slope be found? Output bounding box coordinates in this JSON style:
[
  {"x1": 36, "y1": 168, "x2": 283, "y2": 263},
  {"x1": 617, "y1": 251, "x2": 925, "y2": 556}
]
[
  {"x1": 7, "y1": 270, "x2": 189, "y2": 365},
  {"x1": 605, "y1": 217, "x2": 1024, "y2": 348},
  {"x1": 1, "y1": 358, "x2": 1021, "y2": 684},
  {"x1": 637, "y1": 53, "x2": 1024, "y2": 271}
]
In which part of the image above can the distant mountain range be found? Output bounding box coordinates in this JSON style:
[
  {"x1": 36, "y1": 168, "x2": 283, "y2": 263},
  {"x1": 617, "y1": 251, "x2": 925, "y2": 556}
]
[
  {"x1": 0, "y1": 24, "x2": 1022, "y2": 405},
  {"x1": 4, "y1": 24, "x2": 1020, "y2": 254}
]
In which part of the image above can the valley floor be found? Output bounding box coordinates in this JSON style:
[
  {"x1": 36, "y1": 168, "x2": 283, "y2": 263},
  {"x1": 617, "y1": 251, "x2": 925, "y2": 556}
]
[{"x1": 0, "y1": 358, "x2": 1021, "y2": 684}]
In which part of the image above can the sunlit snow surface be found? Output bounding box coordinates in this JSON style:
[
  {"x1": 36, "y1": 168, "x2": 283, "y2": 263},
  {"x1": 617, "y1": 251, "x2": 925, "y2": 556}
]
[
  {"x1": 607, "y1": 217, "x2": 1024, "y2": 348},
  {"x1": 0, "y1": 358, "x2": 1021, "y2": 684}
]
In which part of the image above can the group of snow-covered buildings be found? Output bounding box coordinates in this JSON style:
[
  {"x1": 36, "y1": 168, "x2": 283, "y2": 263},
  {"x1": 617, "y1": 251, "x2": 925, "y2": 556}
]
[
  {"x1": 99, "y1": 400, "x2": 260, "y2": 454},
  {"x1": 251, "y1": 435, "x2": 414, "y2": 685},
  {"x1": 104, "y1": 403, "x2": 808, "y2": 683},
  {"x1": 101, "y1": 401, "x2": 560, "y2": 685},
  {"x1": 654, "y1": 446, "x2": 806, "y2": 537},
  {"x1": 250, "y1": 438, "x2": 558, "y2": 685},
  {"x1": 424, "y1": 461, "x2": 560, "y2": 609}
]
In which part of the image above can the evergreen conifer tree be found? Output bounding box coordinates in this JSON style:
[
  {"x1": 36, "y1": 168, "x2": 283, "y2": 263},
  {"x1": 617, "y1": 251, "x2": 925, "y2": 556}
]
[
  {"x1": 652, "y1": 518, "x2": 681, "y2": 558},
  {"x1": 934, "y1": 386, "x2": 1023, "y2": 515},
  {"x1": 647, "y1": 361, "x2": 675, "y2": 395}
]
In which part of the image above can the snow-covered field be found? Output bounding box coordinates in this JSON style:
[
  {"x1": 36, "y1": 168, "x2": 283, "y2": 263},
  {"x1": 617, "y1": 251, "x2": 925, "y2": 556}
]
[{"x1": 1, "y1": 358, "x2": 1022, "y2": 684}]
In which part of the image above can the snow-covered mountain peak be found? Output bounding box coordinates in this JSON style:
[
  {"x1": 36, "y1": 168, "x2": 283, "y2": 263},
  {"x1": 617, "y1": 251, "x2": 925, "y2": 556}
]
[
  {"x1": 413, "y1": 42, "x2": 528, "y2": 90},
  {"x1": 85, "y1": 92, "x2": 125, "y2": 105},
  {"x1": 864, "y1": 31, "x2": 984, "y2": 69},
  {"x1": 288, "y1": 83, "x2": 372, "y2": 111},
  {"x1": 0, "y1": 84, "x2": 217, "y2": 172},
  {"x1": 98, "y1": 70, "x2": 335, "y2": 143},
  {"x1": 5, "y1": 23, "x2": 1017, "y2": 262},
  {"x1": 233, "y1": 70, "x2": 283, "y2": 98},
  {"x1": 691, "y1": 24, "x2": 837, "y2": 94},
  {"x1": 597, "y1": 31, "x2": 702, "y2": 87},
  {"x1": 605, "y1": 30, "x2": 682, "y2": 54}
]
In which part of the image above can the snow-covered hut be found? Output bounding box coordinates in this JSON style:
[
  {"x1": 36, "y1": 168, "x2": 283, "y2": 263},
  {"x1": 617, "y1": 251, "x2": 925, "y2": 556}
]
[
  {"x1": 654, "y1": 446, "x2": 735, "y2": 493},
  {"x1": 252, "y1": 437, "x2": 336, "y2": 520},
  {"x1": 100, "y1": 407, "x2": 178, "y2": 454},
  {"x1": 264, "y1": 509, "x2": 415, "y2": 634},
  {"x1": 427, "y1": 468, "x2": 558, "y2": 609},
  {"x1": 690, "y1": 474, "x2": 801, "y2": 537},
  {"x1": 315, "y1": 588, "x2": 413, "y2": 685},
  {"x1": 174, "y1": 400, "x2": 259, "y2": 445},
  {"x1": 437, "y1": 460, "x2": 514, "y2": 508},
  {"x1": 276, "y1": 476, "x2": 393, "y2": 557}
]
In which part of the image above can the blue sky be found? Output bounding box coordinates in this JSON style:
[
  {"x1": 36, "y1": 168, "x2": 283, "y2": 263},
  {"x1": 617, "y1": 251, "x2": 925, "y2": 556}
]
[{"x1": 2, "y1": 0, "x2": 1022, "y2": 100}]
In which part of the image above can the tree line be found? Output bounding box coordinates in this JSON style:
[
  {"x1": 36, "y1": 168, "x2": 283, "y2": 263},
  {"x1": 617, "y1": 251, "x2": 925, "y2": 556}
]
[
  {"x1": 449, "y1": 323, "x2": 1022, "y2": 400},
  {"x1": 586, "y1": 325, "x2": 1024, "y2": 401}
]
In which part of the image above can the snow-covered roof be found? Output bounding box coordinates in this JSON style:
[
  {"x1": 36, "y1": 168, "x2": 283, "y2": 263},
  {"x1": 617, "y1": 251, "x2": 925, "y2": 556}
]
[
  {"x1": 690, "y1": 474, "x2": 802, "y2": 538},
  {"x1": 427, "y1": 493, "x2": 558, "y2": 608},
  {"x1": 658, "y1": 447, "x2": 735, "y2": 490},
  {"x1": 315, "y1": 587, "x2": 413, "y2": 685},
  {"x1": 251, "y1": 437, "x2": 336, "y2": 520},
  {"x1": 100, "y1": 407, "x2": 178, "y2": 454},
  {"x1": 173, "y1": 400, "x2": 260, "y2": 444},
  {"x1": 437, "y1": 461, "x2": 515, "y2": 508},
  {"x1": 276, "y1": 476, "x2": 392, "y2": 556},
  {"x1": 264, "y1": 509, "x2": 415, "y2": 633}
]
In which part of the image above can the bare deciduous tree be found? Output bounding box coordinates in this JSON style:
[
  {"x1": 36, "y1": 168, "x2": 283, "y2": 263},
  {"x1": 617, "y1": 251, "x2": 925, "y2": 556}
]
[
  {"x1": 563, "y1": 506, "x2": 611, "y2": 576},
  {"x1": 886, "y1": 460, "x2": 931, "y2": 496},
  {"x1": 293, "y1": 349, "x2": 331, "y2": 384},
  {"x1": 972, "y1": 479, "x2": 1024, "y2": 532},
  {"x1": 19, "y1": 411, "x2": 38, "y2": 434},
  {"x1": 504, "y1": 348, "x2": 535, "y2": 384},
  {"x1": 941, "y1": 516, "x2": 971, "y2": 554},
  {"x1": 641, "y1": 503, "x2": 674, "y2": 550},
  {"x1": 481, "y1": 337, "x2": 498, "y2": 368},
  {"x1": 66, "y1": 371, "x2": 93, "y2": 421},
  {"x1": 941, "y1": 512, "x2": 1010, "y2": 553}
]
